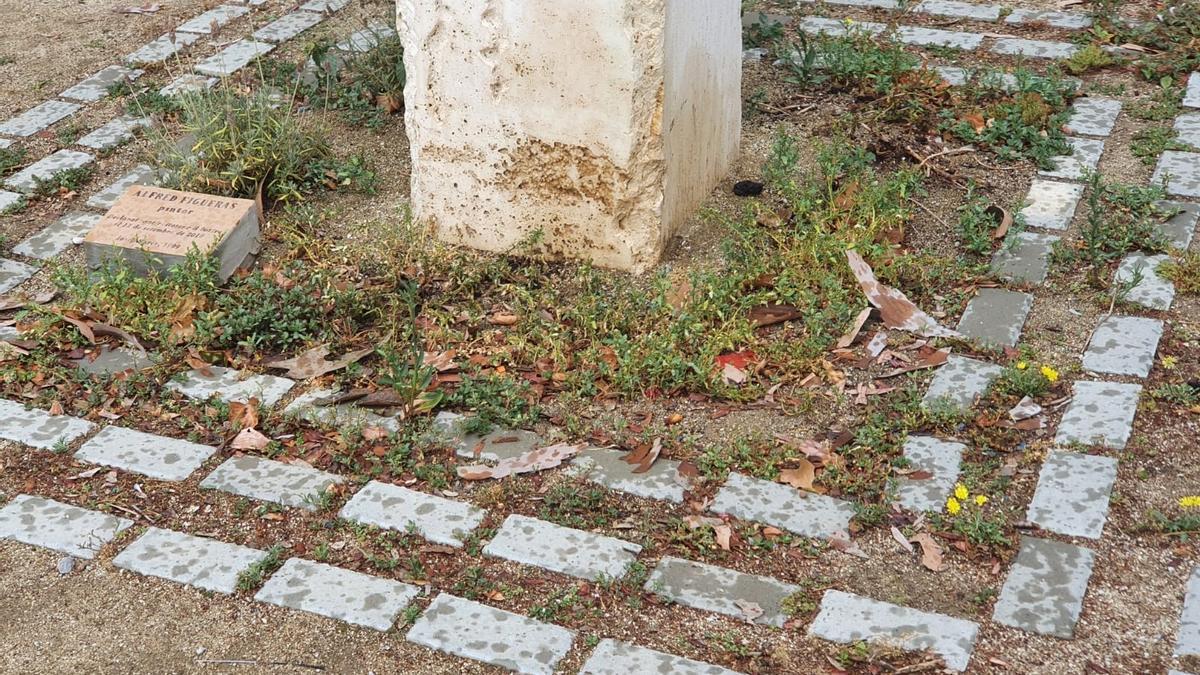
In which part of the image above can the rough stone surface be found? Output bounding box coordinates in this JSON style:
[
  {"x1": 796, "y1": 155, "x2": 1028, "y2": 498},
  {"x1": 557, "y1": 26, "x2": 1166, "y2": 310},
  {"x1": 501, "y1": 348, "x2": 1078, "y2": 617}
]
[
  {"x1": 255, "y1": 558, "x2": 419, "y2": 631},
  {"x1": 112, "y1": 527, "x2": 266, "y2": 594},
  {"x1": 1153, "y1": 151, "x2": 1200, "y2": 198},
  {"x1": 992, "y1": 536, "x2": 1095, "y2": 638},
  {"x1": 914, "y1": 0, "x2": 1000, "y2": 20},
  {"x1": 0, "y1": 259, "x2": 36, "y2": 294},
  {"x1": 161, "y1": 74, "x2": 218, "y2": 97},
  {"x1": 0, "y1": 398, "x2": 95, "y2": 449},
  {"x1": 570, "y1": 447, "x2": 687, "y2": 503},
  {"x1": 125, "y1": 32, "x2": 203, "y2": 65},
  {"x1": 1066, "y1": 98, "x2": 1122, "y2": 137},
  {"x1": 60, "y1": 65, "x2": 144, "y2": 102},
  {"x1": 85, "y1": 165, "x2": 160, "y2": 211},
  {"x1": 645, "y1": 556, "x2": 799, "y2": 627},
  {"x1": 1005, "y1": 8, "x2": 1092, "y2": 28},
  {"x1": 399, "y1": 0, "x2": 742, "y2": 273},
  {"x1": 167, "y1": 366, "x2": 295, "y2": 407},
  {"x1": 194, "y1": 40, "x2": 275, "y2": 77},
  {"x1": 0, "y1": 190, "x2": 22, "y2": 213},
  {"x1": 1116, "y1": 253, "x2": 1175, "y2": 310},
  {"x1": 77, "y1": 116, "x2": 152, "y2": 151},
  {"x1": 710, "y1": 472, "x2": 854, "y2": 540},
  {"x1": 922, "y1": 355, "x2": 1003, "y2": 411},
  {"x1": 955, "y1": 288, "x2": 1033, "y2": 348},
  {"x1": 1055, "y1": 380, "x2": 1142, "y2": 449},
  {"x1": 5, "y1": 149, "x2": 95, "y2": 194},
  {"x1": 339, "y1": 481, "x2": 485, "y2": 546},
  {"x1": 809, "y1": 590, "x2": 979, "y2": 671},
  {"x1": 484, "y1": 514, "x2": 641, "y2": 581},
  {"x1": 176, "y1": 4, "x2": 250, "y2": 34},
  {"x1": 1026, "y1": 451, "x2": 1117, "y2": 539},
  {"x1": 895, "y1": 436, "x2": 966, "y2": 513},
  {"x1": 201, "y1": 455, "x2": 343, "y2": 510},
  {"x1": 1187, "y1": 73, "x2": 1200, "y2": 108},
  {"x1": 253, "y1": 10, "x2": 325, "y2": 42},
  {"x1": 1039, "y1": 137, "x2": 1104, "y2": 181},
  {"x1": 1178, "y1": 567, "x2": 1200, "y2": 656},
  {"x1": 1019, "y1": 179, "x2": 1084, "y2": 230},
  {"x1": 0, "y1": 495, "x2": 131, "y2": 559},
  {"x1": 991, "y1": 231, "x2": 1060, "y2": 285},
  {"x1": 896, "y1": 26, "x2": 983, "y2": 49},
  {"x1": 0, "y1": 100, "x2": 81, "y2": 137},
  {"x1": 990, "y1": 38, "x2": 1079, "y2": 59},
  {"x1": 580, "y1": 639, "x2": 740, "y2": 675},
  {"x1": 407, "y1": 593, "x2": 574, "y2": 675},
  {"x1": 75, "y1": 425, "x2": 217, "y2": 481},
  {"x1": 13, "y1": 212, "x2": 101, "y2": 260},
  {"x1": 1156, "y1": 201, "x2": 1198, "y2": 249},
  {"x1": 74, "y1": 346, "x2": 156, "y2": 376},
  {"x1": 1173, "y1": 111, "x2": 1200, "y2": 147},
  {"x1": 1082, "y1": 315, "x2": 1162, "y2": 378}
]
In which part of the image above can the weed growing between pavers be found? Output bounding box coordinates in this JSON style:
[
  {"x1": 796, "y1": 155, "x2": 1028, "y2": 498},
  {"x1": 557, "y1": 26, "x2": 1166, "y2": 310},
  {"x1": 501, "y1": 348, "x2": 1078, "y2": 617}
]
[
  {"x1": 0, "y1": 143, "x2": 25, "y2": 176},
  {"x1": 30, "y1": 166, "x2": 94, "y2": 198},
  {"x1": 1091, "y1": 0, "x2": 1200, "y2": 80},
  {"x1": 288, "y1": 31, "x2": 406, "y2": 131},
  {"x1": 1051, "y1": 173, "x2": 1169, "y2": 283}
]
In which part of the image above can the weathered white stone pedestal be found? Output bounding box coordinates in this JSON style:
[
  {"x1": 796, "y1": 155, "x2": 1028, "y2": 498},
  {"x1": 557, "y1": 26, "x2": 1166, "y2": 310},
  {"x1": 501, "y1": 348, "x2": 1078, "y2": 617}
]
[{"x1": 397, "y1": 1, "x2": 741, "y2": 273}]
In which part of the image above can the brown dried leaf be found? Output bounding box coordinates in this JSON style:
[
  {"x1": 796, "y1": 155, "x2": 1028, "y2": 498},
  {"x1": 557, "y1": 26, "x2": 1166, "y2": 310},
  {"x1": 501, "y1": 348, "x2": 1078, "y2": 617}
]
[
  {"x1": 713, "y1": 524, "x2": 733, "y2": 551},
  {"x1": 747, "y1": 304, "x2": 802, "y2": 328},
  {"x1": 778, "y1": 459, "x2": 816, "y2": 491},
  {"x1": 891, "y1": 526, "x2": 915, "y2": 553},
  {"x1": 488, "y1": 313, "x2": 519, "y2": 326},
  {"x1": 846, "y1": 251, "x2": 960, "y2": 338},
  {"x1": 734, "y1": 599, "x2": 764, "y2": 623},
  {"x1": 231, "y1": 427, "x2": 271, "y2": 451},
  {"x1": 632, "y1": 437, "x2": 662, "y2": 474},
  {"x1": 457, "y1": 442, "x2": 583, "y2": 480},
  {"x1": 829, "y1": 531, "x2": 868, "y2": 559},
  {"x1": 988, "y1": 205, "x2": 1013, "y2": 240},
  {"x1": 229, "y1": 398, "x2": 260, "y2": 429},
  {"x1": 836, "y1": 307, "x2": 873, "y2": 348},
  {"x1": 266, "y1": 345, "x2": 373, "y2": 379},
  {"x1": 911, "y1": 532, "x2": 945, "y2": 572}
]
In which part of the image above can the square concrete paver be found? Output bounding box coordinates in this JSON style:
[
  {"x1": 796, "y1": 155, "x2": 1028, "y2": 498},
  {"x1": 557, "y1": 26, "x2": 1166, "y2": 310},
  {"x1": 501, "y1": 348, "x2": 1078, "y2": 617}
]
[
  {"x1": 809, "y1": 589, "x2": 979, "y2": 672},
  {"x1": 0, "y1": 398, "x2": 95, "y2": 450},
  {"x1": 113, "y1": 527, "x2": 266, "y2": 594},
  {"x1": 710, "y1": 472, "x2": 854, "y2": 540},
  {"x1": 1187, "y1": 73, "x2": 1200, "y2": 108},
  {"x1": 77, "y1": 115, "x2": 152, "y2": 151},
  {"x1": 914, "y1": 0, "x2": 1000, "y2": 20},
  {"x1": 161, "y1": 74, "x2": 218, "y2": 97},
  {"x1": 1055, "y1": 380, "x2": 1142, "y2": 449},
  {"x1": 1153, "y1": 151, "x2": 1200, "y2": 198},
  {"x1": 74, "y1": 346, "x2": 156, "y2": 376},
  {"x1": 201, "y1": 455, "x2": 343, "y2": 510},
  {"x1": 1116, "y1": 253, "x2": 1175, "y2": 310},
  {"x1": 645, "y1": 556, "x2": 799, "y2": 627},
  {"x1": 580, "y1": 640, "x2": 740, "y2": 675},
  {"x1": 195, "y1": 40, "x2": 275, "y2": 77},
  {"x1": 1155, "y1": 201, "x2": 1198, "y2": 249},
  {"x1": 13, "y1": 212, "x2": 100, "y2": 260},
  {"x1": 0, "y1": 495, "x2": 131, "y2": 559},
  {"x1": 299, "y1": 0, "x2": 350, "y2": 11},
  {"x1": 339, "y1": 481, "x2": 485, "y2": 546},
  {"x1": 336, "y1": 22, "x2": 397, "y2": 53},
  {"x1": 85, "y1": 165, "x2": 160, "y2": 211},
  {"x1": 167, "y1": 366, "x2": 295, "y2": 407},
  {"x1": 285, "y1": 389, "x2": 402, "y2": 433},
  {"x1": 124, "y1": 31, "x2": 203, "y2": 65},
  {"x1": 432, "y1": 412, "x2": 542, "y2": 462},
  {"x1": 1019, "y1": 180, "x2": 1084, "y2": 230},
  {"x1": 5, "y1": 149, "x2": 95, "y2": 194},
  {"x1": 956, "y1": 288, "x2": 1032, "y2": 348},
  {"x1": 1004, "y1": 8, "x2": 1091, "y2": 28},
  {"x1": 75, "y1": 426, "x2": 217, "y2": 481},
  {"x1": 1039, "y1": 137, "x2": 1104, "y2": 181},
  {"x1": 176, "y1": 4, "x2": 249, "y2": 34},
  {"x1": 1082, "y1": 315, "x2": 1162, "y2": 378},
  {"x1": 406, "y1": 593, "x2": 574, "y2": 675},
  {"x1": 1177, "y1": 566, "x2": 1200, "y2": 657},
  {"x1": 0, "y1": 259, "x2": 37, "y2": 294},
  {"x1": 1175, "y1": 112, "x2": 1200, "y2": 147},
  {"x1": 922, "y1": 355, "x2": 1003, "y2": 412},
  {"x1": 990, "y1": 38, "x2": 1078, "y2": 59},
  {"x1": 896, "y1": 26, "x2": 983, "y2": 50},
  {"x1": 1065, "y1": 98, "x2": 1122, "y2": 137},
  {"x1": 0, "y1": 100, "x2": 81, "y2": 137},
  {"x1": 991, "y1": 231, "x2": 1060, "y2": 285},
  {"x1": 569, "y1": 446, "x2": 687, "y2": 503},
  {"x1": 253, "y1": 10, "x2": 325, "y2": 42},
  {"x1": 255, "y1": 558, "x2": 420, "y2": 631},
  {"x1": 1026, "y1": 451, "x2": 1118, "y2": 539},
  {"x1": 0, "y1": 190, "x2": 23, "y2": 213},
  {"x1": 992, "y1": 536, "x2": 1095, "y2": 638},
  {"x1": 483, "y1": 514, "x2": 641, "y2": 581},
  {"x1": 824, "y1": 0, "x2": 899, "y2": 7},
  {"x1": 60, "y1": 65, "x2": 143, "y2": 102},
  {"x1": 799, "y1": 16, "x2": 886, "y2": 37},
  {"x1": 895, "y1": 436, "x2": 966, "y2": 513}
]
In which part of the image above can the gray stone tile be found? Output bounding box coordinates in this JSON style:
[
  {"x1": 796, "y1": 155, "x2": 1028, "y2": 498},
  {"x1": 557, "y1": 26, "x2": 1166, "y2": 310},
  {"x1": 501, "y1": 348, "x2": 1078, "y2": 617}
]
[
  {"x1": 85, "y1": 165, "x2": 160, "y2": 211},
  {"x1": 336, "y1": 22, "x2": 398, "y2": 53},
  {"x1": 483, "y1": 514, "x2": 641, "y2": 581},
  {"x1": 201, "y1": 455, "x2": 343, "y2": 510},
  {"x1": 809, "y1": 589, "x2": 979, "y2": 671},
  {"x1": 339, "y1": 481, "x2": 485, "y2": 547},
  {"x1": 74, "y1": 346, "x2": 156, "y2": 376},
  {"x1": 1039, "y1": 137, "x2": 1104, "y2": 181},
  {"x1": 255, "y1": 557, "x2": 419, "y2": 631},
  {"x1": 77, "y1": 116, "x2": 152, "y2": 151},
  {"x1": 1055, "y1": 380, "x2": 1142, "y2": 449},
  {"x1": 0, "y1": 398, "x2": 95, "y2": 450},
  {"x1": 823, "y1": 0, "x2": 899, "y2": 7},
  {"x1": 13, "y1": 212, "x2": 100, "y2": 260},
  {"x1": 299, "y1": 0, "x2": 350, "y2": 11},
  {"x1": 124, "y1": 32, "x2": 204, "y2": 66},
  {"x1": 1025, "y1": 451, "x2": 1117, "y2": 539},
  {"x1": 896, "y1": 26, "x2": 984, "y2": 50},
  {"x1": 4, "y1": 149, "x2": 95, "y2": 194},
  {"x1": 195, "y1": 40, "x2": 275, "y2": 78},
  {"x1": 0, "y1": 325, "x2": 18, "y2": 340},
  {"x1": 0, "y1": 259, "x2": 37, "y2": 294},
  {"x1": 956, "y1": 288, "x2": 1033, "y2": 348},
  {"x1": 1082, "y1": 316, "x2": 1162, "y2": 378},
  {"x1": 432, "y1": 412, "x2": 541, "y2": 462},
  {"x1": 1019, "y1": 179, "x2": 1084, "y2": 230},
  {"x1": 935, "y1": 66, "x2": 969, "y2": 86},
  {"x1": 1155, "y1": 201, "x2": 1198, "y2": 249},
  {"x1": 176, "y1": 4, "x2": 250, "y2": 34},
  {"x1": 1065, "y1": 98, "x2": 1122, "y2": 137},
  {"x1": 799, "y1": 16, "x2": 885, "y2": 37},
  {"x1": 569, "y1": 447, "x2": 687, "y2": 503},
  {"x1": 112, "y1": 527, "x2": 266, "y2": 594},
  {"x1": 1004, "y1": 8, "x2": 1092, "y2": 29},
  {"x1": 0, "y1": 190, "x2": 23, "y2": 213},
  {"x1": 60, "y1": 65, "x2": 144, "y2": 103},
  {"x1": 0, "y1": 138, "x2": 10, "y2": 149},
  {"x1": 1153, "y1": 151, "x2": 1200, "y2": 198},
  {"x1": 0, "y1": 100, "x2": 81, "y2": 138},
  {"x1": 253, "y1": 10, "x2": 324, "y2": 43},
  {"x1": 167, "y1": 366, "x2": 295, "y2": 407},
  {"x1": 645, "y1": 556, "x2": 799, "y2": 627},
  {"x1": 1178, "y1": 566, "x2": 1200, "y2": 656},
  {"x1": 1174, "y1": 111, "x2": 1200, "y2": 147},
  {"x1": 710, "y1": 472, "x2": 854, "y2": 540},
  {"x1": 1116, "y1": 253, "x2": 1175, "y2": 310},
  {"x1": 990, "y1": 38, "x2": 1079, "y2": 59},
  {"x1": 1187, "y1": 72, "x2": 1200, "y2": 109},
  {"x1": 992, "y1": 536, "x2": 1095, "y2": 637},
  {"x1": 75, "y1": 426, "x2": 217, "y2": 481},
  {"x1": 160, "y1": 74, "x2": 217, "y2": 97},
  {"x1": 922, "y1": 355, "x2": 1003, "y2": 411},
  {"x1": 0, "y1": 495, "x2": 130, "y2": 559},
  {"x1": 991, "y1": 231, "x2": 1060, "y2": 285},
  {"x1": 284, "y1": 389, "x2": 402, "y2": 433},
  {"x1": 580, "y1": 639, "x2": 740, "y2": 675},
  {"x1": 895, "y1": 436, "x2": 966, "y2": 513},
  {"x1": 914, "y1": 0, "x2": 1000, "y2": 20}
]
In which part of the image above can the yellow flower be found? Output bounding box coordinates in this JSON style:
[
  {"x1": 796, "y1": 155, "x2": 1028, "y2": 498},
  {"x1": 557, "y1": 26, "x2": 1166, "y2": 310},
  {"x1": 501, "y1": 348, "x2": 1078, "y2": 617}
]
[
  {"x1": 954, "y1": 483, "x2": 969, "y2": 501},
  {"x1": 974, "y1": 495, "x2": 988, "y2": 506},
  {"x1": 1040, "y1": 365, "x2": 1059, "y2": 383},
  {"x1": 1180, "y1": 496, "x2": 1200, "y2": 509},
  {"x1": 1162, "y1": 356, "x2": 1178, "y2": 370},
  {"x1": 946, "y1": 497, "x2": 962, "y2": 515},
  {"x1": 1016, "y1": 361, "x2": 1028, "y2": 370}
]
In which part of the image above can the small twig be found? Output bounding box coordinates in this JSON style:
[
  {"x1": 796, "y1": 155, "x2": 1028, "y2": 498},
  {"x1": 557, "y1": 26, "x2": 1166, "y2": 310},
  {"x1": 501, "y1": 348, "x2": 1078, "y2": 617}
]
[
  {"x1": 892, "y1": 660, "x2": 944, "y2": 674},
  {"x1": 198, "y1": 659, "x2": 326, "y2": 671},
  {"x1": 916, "y1": 145, "x2": 975, "y2": 169},
  {"x1": 906, "y1": 197, "x2": 952, "y2": 230}
]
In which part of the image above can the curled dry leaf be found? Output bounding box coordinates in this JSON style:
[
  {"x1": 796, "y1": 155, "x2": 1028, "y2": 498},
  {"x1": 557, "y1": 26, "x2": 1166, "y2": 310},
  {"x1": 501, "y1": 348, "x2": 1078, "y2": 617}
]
[
  {"x1": 229, "y1": 398, "x2": 260, "y2": 429},
  {"x1": 457, "y1": 442, "x2": 583, "y2": 480},
  {"x1": 231, "y1": 427, "x2": 271, "y2": 451},
  {"x1": 1008, "y1": 395, "x2": 1043, "y2": 421},
  {"x1": 987, "y1": 205, "x2": 1013, "y2": 240},
  {"x1": 778, "y1": 459, "x2": 816, "y2": 491},
  {"x1": 836, "y1": 307, "x2": 873, "y2": 349},
  {"x1": 910, "y1": 532, "x2": 945, "y2": 572},
  {"x1": 734, "y1": 599, "x2": 764, "y2": 623},
  {"x1": 267, "y1": 344, "x2": 374, "y2": 379},
  {"x1": 721, "y1": 362, "x2": 747, "y2": 385},
  {"x1": 829, "y1": 531, "x2": 869, "y2": 559},
  {"x1": 488, "y1": 312, "x2": 519, "y2": 326},
  {"x1": 891, "y1": 526, "x2": 915, "y2": 554},
  {"x1": 846, "y1": 250, "x2": 961, "y2": 339}
]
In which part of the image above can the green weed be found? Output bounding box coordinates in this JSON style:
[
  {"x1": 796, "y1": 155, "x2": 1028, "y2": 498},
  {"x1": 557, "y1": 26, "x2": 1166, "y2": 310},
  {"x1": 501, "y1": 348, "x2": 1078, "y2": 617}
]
[{"x1": 236, "y1": 544, "x2": 285, "y2": 591}]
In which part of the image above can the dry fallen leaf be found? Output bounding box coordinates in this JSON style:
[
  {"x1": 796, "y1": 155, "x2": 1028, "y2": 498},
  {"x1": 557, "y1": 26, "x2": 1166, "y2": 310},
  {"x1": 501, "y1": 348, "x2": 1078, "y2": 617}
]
[
  {"x1": 829, "y1": 531, "x2": 869, "y2": 559},
  {"x1": 734, "y1": 599, "x2": 764, "y2": 623},
  {"x1": 230, "y1": 428, "x2": 271, "y2": 451},
  {"x1": 846, "y1": 251, "x2": 961, "y2": 338},
  {"x1": 457, "y1": 442, "x2": 583, "y2": 480},
  {"x1": 778, "y1": 459, "x2": 816, "y2": 491},
  {"x1": 911, "y1": 532, "x2": 945, "y2": 572},
  {"x1": 721, "y1": 362, "x2": 747, "y2": 385},
  {"x1": 267, "y1": 345, "x2": 374, "y2": 379},
  {"x1": 890, "y1": 526, "x2": 915, "y2": 553},
  {"x1": 836, "y1": 307, "x2": 873, "y2": 348}
]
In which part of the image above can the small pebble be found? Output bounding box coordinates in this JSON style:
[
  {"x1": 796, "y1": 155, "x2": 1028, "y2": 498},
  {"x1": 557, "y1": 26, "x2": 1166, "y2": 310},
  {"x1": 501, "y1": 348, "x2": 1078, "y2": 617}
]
[
  {"x1": 71, "y1": 236, "x2": 84, "y2": 245},
  {"x1": 57, "y1": 556, "x2": 76, "y2": 575}
]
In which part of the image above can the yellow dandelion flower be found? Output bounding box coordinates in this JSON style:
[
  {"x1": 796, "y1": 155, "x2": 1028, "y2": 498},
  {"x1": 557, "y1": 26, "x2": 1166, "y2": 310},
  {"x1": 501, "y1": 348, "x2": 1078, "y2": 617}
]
[
  {"x1": 974, "y1": 495, "x2": 988, "y2": 506},
  {"x1": 1162, "y1": 356, "x2": 1178, "y2": 370},
  {"x1": 1016, "y1": 361, "x2": 1028, "y2": 370},
  {"x1": 1040, "y1": 365, "x2": 1059, "y2": 383},
  {"x1": 1180, "y1": 496, "x2": 1200, "y2": 509},
  {"x1": 946, "y1": 497, "x2": 962, "y2": 515},
  {"x1": 954, "y1": 483, "x2": 969, "y2": 501}
]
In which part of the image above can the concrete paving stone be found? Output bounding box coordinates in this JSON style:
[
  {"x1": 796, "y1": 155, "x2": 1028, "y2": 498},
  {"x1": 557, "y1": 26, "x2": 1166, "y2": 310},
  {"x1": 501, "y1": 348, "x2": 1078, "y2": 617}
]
[
  {"x1": 922, "y1": 355, "x2": 1003, "y2": 411},
  {"x1": 1065, "y1": 97, "x2": 1122, "y2": 137},
  {"x1": 1039, "y1": 137, "x2": 1104, "y2": 181},
  {"x1": 1155, "y1": 201, "x2": 1198, "y2": 249},
  {"x1": 167, "y1": 366, "x2": 295, "y2": 407},
  {"x1": 0, "y1": 259, "x2": 36, "y2": 294},
  {"x1": 0, "y1": 100, "x2": 81, "y2": 138},
  {"x1": 1019, "y1": 179, "x2": 1084, "y2": 230},
  {"x1": 955, "y1": 288, "x2": 1032, "y2": 348},
  {"x1": 569, "y1": 446, "x2": 687, "y2": 503},
  {"x1": 992, "y1": 536, "x2": 1095, "y2": 638},
  {"x1": 112, "y1": 526, "x2": 266, "y2": 594},
  {"x1": 0, "y1": 398, "x2": 95, "y2": 449},
  {"x1": 990, "y1": 38, "x2": 1079, "y2": 59},
  {"x1": 0, "y1": 325, "x2": 17, "y2": 340},
  {"x1": 1116, "y1": 252, "x2": 1175, "y2": 310},
  {"x1": 1186, "y1": 73, "x2": 1200, "y2": 108},
  {"x1": 339, "y1": 481, "x2": 485, "y2": 546},
  {"x1": 4, "y1": 149, "x2": 95, "y2": 194},
  {"x1": 580, "y1": 639, "x2": 741, "y2": 675},
  {"x1": 976, "y1": 70, "x2": 1082, "y2": 94},
  {"x1": 75, "y1": 425, "x2": 217, "y2": 481},
  {"x1": 896, "y1": 26, "x2": 984, "y2": 49},
  {"x1": 1082, "y1": 315, "x2": 1162, "y2": 378},
  {"x1": 1055, "y1": 380, "x2": 1142, "y2": 449},
  {"x1": 483, "y1": 514, "x2": 641, "y2": 581},
  {"x1": 809, "y1": 589, "x2": 979, "y2": 671},
  {"x1": 991, "y1": 231, "x2": 1060, "y2": 285},
  {"x1": 822, "y1": 0, "x2": 900, "y2": 8},
  {"x1": 1004, "y1": 8, "x2": 1092, "y2": 29},
  {"x1": 195, "y1": 40, "x2": 275, "y2": 78},
  {"x1": 0, "y1": 190, "x2": 21, "y2": 213},
  {"x1": 60, "y1": 65, "x2": 144, "y2": 103},
  {"x1": 253, "y1": 10, "x2": 324, "y2": 43},
  {"x1": 1174, "y1": 111, "x2": 1200, "y2": 147},
  {"x1": 284, "y1": 389, "x2": 402, "y2": 433},
  {"x1": 431, "y1": 411, "x2": 541, "y2": 462},
  {"x1": 914, "y1": 0, "x2": 1001, "y2": 21},
  {"x1": 161, "y1": 74, "x2": 218, "y2": 97},
  {"x1": 299, "y1": 0, "x2": 350, "y2": 11},
  {"x1": 201, "y1": 455, "x2": 343, "y2": 510},
  {"x1": 255, "y1": 557, "x2": 419, "y2": 631},
  {"x1": 935, "y1": 66, "x2": 969, "y2": 86},
  {"x1": 176, "y1": 4, "x2": 250, "y2": 34},
  {"x1": 0, "y1": 138, "x2": 10, "y2": 149},
  {"x1": 1025, "y1": 451, "x2": 1117, "y2": 539},
  {"x1": 1153, "y1": 150, "x2": 1200, "y2": 198},
  {"x1": 85, "y1": 164, "x2": 160, "y2": 211},
  {"x1": 407, "y1": 593, "x2": 574, "y2": 675},
  {"x1": 336, "y1": 22, "x2": 398, "y2": 53},
  {"x1": 0, "y1": 495, "x2": 131, "y2": 559},
  {"x1": 895, "y1": 436, "x2": 966, "y2": 513},
  {"x1": 13, "y1": 211, "x2": 100, "y2": 259},
  {"x1": 710, "y1": 472, "x2": 854, "y2": 540},
  {"x1": 77, "y1": 115, "x2": 152, "y2": 151},
  {"x1": 1178, "y1": 567, "x2": 1200, "y2": 656},
  {"x1": 75, "y1": 345, "x2": 156, "y2": 376},
  {"x1": 644, "y1": 556, "x2": 799, "y2": 627},
  {"x1": 799, "y1": 16, "x2": 885, "y2": 37},
  {"x1": 124, "y1": 32, "x2": 204, "y2": 65}
]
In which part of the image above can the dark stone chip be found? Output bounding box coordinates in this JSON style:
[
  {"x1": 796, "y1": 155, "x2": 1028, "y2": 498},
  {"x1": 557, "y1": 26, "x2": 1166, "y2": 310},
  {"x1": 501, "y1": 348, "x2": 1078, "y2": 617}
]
[{"x1": 732, "y1": 180, "x2": 764, "y2": 197}]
